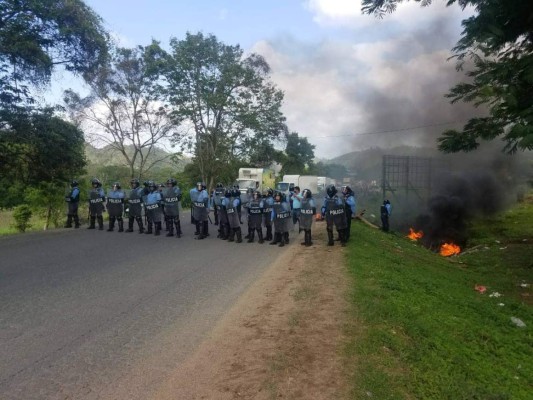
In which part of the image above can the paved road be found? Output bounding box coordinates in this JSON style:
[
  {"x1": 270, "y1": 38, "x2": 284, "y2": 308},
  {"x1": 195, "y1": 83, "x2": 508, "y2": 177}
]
[{"x1": 0, "y1": 217, "x2": 286, "y2": 399}]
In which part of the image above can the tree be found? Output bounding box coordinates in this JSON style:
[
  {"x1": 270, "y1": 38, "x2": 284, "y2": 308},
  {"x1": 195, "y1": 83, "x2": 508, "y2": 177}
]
[
  {"x1": 0, "y1": 0, "x2": 109, "y2": 109},
  {"x1": 161, "y1": 32, "x2": 286, "y2": 190},
  {"x1": 64, "y1": 43, "x2": 180, "y2": 179},
  {"x1": 362, "y1": 0, "x2": 533, "y2": 154},
  {"x1": 279, "y1": 132, "x2": 316, "y2": 176},
  {"x1": 0, "y1": 109, "x2": 86, "y2": 185}
]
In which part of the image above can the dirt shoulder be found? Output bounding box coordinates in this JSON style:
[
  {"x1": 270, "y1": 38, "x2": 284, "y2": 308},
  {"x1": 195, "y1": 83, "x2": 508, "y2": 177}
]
[{"x1": 152, "y1": 228, "x2": 350, "y2": 399}]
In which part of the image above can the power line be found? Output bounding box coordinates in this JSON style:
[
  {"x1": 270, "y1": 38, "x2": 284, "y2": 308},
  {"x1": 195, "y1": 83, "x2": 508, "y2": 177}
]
[{"x1": 311, "y1": 120, "x2": 467, "y2": 139}]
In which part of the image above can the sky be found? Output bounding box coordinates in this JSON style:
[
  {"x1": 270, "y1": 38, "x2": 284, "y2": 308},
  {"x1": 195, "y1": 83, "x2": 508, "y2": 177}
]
[{"x1": 50, "y1": 0, "x2": 477, "y2": 159}]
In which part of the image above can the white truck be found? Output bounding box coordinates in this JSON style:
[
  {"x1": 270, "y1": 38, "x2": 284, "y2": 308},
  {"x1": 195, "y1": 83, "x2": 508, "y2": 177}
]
[
  {"x1": 275, "y1": 175, "x2": 318, "y2": 197},
  {"x1": 317, "y1": 176, "x2": 336, "y2": 193},
  {"x1": 235, "y1": 168, "x2": 275, "y2": 194}
]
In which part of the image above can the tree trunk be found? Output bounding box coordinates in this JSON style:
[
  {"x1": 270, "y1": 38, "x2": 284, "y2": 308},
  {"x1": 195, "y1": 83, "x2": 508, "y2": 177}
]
[{"x1": 44, "y1": 205, "x2": 51, "y2": 230}]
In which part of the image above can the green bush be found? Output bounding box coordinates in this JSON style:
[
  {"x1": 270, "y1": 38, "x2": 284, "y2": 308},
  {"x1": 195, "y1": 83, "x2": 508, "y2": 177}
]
[{"x1": 11, "y1": 204, "x2": 33, "y2": 232}]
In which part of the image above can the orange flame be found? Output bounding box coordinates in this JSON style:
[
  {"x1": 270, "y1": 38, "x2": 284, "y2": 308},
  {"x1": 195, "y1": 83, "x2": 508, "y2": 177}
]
[
  {"x1": 407, "y1": 228, "x2": 424, "y2": 241},
  {"x1": 440, "y1": 242, "x2": 461, "y2": 256}
]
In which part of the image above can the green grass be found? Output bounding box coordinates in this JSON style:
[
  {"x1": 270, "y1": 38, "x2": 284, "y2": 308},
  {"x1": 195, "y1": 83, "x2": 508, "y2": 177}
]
[{"x1": 344, "y1": 195, "x2": 533, "y2": 399}]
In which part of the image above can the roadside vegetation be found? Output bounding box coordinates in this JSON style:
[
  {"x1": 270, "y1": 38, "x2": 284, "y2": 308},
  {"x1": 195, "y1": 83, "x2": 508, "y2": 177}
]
[{"x1": 344, "y1": 193, "x2": 533, "y2": 399}]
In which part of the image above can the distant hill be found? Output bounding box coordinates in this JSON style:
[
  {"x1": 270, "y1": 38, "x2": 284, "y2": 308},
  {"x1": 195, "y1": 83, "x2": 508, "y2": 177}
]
[{"x1": 84, "y1": 143, "x2": 190, "y2": 172}]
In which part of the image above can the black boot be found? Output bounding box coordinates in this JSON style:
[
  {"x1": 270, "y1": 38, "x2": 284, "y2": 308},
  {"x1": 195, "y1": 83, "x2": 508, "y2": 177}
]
[
  {"x1": 203, "y1": 221, "x2": 209, "y2": 237},
  {"x1": 278, "y1": 232, "x2": 285, "y2": 247},
  {"x1": 97, "y1": 216, "x2": 104, "y2": 230},
  {"x1": 166, "y1": 218, "x2": 174, "y2": 237},
  {"x1": 126, "y1": 218, "x2": 134, "y2": 232},
  {"x1": 269, "y1": 231, "x2": 279, "y2": 245},
  {"x1": 257, "y1": 229, "x2": 264, "y2": 244},
  {"x1": 221, "y1": 224, "x2": 229, "y2": 240},
  {"x1": 195, "y1": 222, "x2": 201, "y2": 235},
  {"x1": 145, "y1": 220, "x2": 153, "y2": 234},
  {"x1": 228, "y1": 227, "x2": 235, "y2": 242},
  {"x1": 64, "y1": 215, "x2": 73, "y2": 228},
  {"x1": 107, "y1": 217, "x2": 115, "y2": 232},
  {"x1": 244, "y1": 226, "x2": 250, "y2": 240},
  {"x1": 73, "y1": 215, "x2": 80, "y2": 228},
  {"x1": 284, "y1": 232, "x2": 289, "y2": 244},
  {"x1": 176, "y1": 220, "x2": 182, "y2": 238},
  {"x1": 247, "y1": 230, "x2": 255, "y2": 243},
  {"x1": 327, "y1": 229, "x2": 334, "y2": 246},
  {"x1": 306, "y1": 230, "x2": 313, "y2": 247},
  {"x1": 136, "y1": 217, "x2": 144, "y2": 233},
  {"x1": 196, "y1": 222, "x2": 205, "y2": 239},
  {"x1": 118, "y1": 219, "x2": 124, "y2": 232},
  {"x1": 87, "y1": 216, "x2": 96, "y2": 229},
  {"x1": 340, "y1": 229, "x2": 347, "y2": 247},
  {"x1": 236, "y1": 227, "x2": 243, "y2": 243},
  {"x1": 266, "y1": 226, "x2": 273, "y2": 241},
  {"x1": 155, "y1": 221, "x2": 161, "y2": 236}
]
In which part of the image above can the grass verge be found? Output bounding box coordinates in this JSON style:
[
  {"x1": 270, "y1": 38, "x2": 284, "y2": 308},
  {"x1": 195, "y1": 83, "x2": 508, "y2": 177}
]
[{"x1": 344, "y1": 195, "x2": 533, "y2": 399}]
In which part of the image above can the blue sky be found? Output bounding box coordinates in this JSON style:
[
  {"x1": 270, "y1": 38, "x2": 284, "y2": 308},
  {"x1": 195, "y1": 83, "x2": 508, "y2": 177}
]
[{"x1": 52, "y1": 0, "x2": 475, "y2": 158}]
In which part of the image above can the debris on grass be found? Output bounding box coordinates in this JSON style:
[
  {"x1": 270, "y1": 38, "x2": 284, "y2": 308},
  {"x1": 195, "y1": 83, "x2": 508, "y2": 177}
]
[
  {"x1": 475, "y1": 284, "x2": 487, "y2": 294},
  {"x1": 510, "y1": 317, "x2": 526, "y2": 328},
  {"x1": 489, "y1": 292, "x2": 502, "y2": 298}
]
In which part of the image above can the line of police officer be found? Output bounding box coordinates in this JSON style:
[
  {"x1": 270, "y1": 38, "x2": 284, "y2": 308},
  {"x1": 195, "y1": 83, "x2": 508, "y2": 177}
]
[{"x1": 65, "y1": 178, "x2": 357, "y2": 246}]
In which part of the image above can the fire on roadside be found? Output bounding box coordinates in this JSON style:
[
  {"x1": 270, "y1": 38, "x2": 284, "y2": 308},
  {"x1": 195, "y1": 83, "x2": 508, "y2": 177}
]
[
  {"x1": 440, "y1": 242, "x2": 461, "y2": 256},
  {"x1": 407, "y1": 228, "x2": 424, "y2": 241}
]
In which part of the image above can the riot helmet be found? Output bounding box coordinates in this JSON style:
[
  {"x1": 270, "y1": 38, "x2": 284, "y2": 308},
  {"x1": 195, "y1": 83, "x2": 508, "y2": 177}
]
[
  {"x1": 302, "y1": 189, "x2": 312, "y2": 199},
  {"x1": 326, "y1": 184, "x2": 337, "y2": 198},
  {"x1": 216, "y1": 182, "x2": 223, "y2": 189},
  {"x1": 253, "y1": 190, "x2": 261, "y2": 200},
  {"x1": 274, "y1": 191, "x2": 282, "y2": 202},
  {"x1": 267, "y1": 188, "x2": 273, "y2": 197},
  {"x1": 70, "y1": 180, "x2": 79, "y2": 188},
  {"x1": 166, "y1": 178, "x2": 177, "y2": 186},
  {"x1": 196, "y1": 181, "x2": 204, "y2": 191},
  {"x1": 231, "y1": 188, "x2": 240, "y2": 198},
  {"x1": 148, "y1": 180, "x2": 156, "y2": 191},
  {"x1": 143, "y1": 180, "x2": 150, "y2": 187},
  {"x1": 113, "y1": 182, "x2": 121, "y2": 190},
  {"x1": 224, "y1": 188, "x2": 232, "y2": 198},
  {"x1": 91, "y1": 178, "x2": 101, "y2": 187},
  {"x1": 130, "y1": 178, "x2": 140, "y2": 188}
]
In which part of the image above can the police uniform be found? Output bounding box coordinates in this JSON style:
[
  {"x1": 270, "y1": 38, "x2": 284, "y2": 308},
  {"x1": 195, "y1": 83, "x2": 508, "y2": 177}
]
[{"x1": 64, "y1": 181, "x2": 80, "y2": 228}]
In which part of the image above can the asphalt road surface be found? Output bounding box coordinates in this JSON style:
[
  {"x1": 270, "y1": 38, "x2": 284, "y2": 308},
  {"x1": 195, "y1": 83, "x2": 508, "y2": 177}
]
[{"x1": 0, "y1": 215, "x2": 285, "y2": 399}]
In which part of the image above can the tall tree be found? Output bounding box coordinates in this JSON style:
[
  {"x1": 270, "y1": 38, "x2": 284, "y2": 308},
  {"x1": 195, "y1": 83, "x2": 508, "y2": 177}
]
[
  {"x1": 0, "y1": 109, "x2": 86, "y2": 184},
  {"x1": 279, "y1": 132, "x2": 316, "y2": 176},
  {"x1": 161, "y1": 32, "x2": 286, "y2": 190},
  {"x1": 362, "y1": 0, "x2": 533, "y2": 154},
  {"x1": 0, "y1": 0, "x2": 109, "y2": 109},
  {"x1": 64, "y1": 43, "x2": 180, "y2": 179}
]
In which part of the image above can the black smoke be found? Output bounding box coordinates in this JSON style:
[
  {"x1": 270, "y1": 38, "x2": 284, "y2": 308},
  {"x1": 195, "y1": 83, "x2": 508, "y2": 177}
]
[{"x1": 413, "y1": 171, "x2": 507, "y2": 250}]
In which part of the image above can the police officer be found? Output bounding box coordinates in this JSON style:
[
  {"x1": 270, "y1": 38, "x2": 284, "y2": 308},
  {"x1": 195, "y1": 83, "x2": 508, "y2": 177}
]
[
  {"x1": 64, "y1": 180, "x2": 80, "y2": 228},
  {"x1": 106, "y1": 182, "x2": 125, "y2": 232},
  {"x1": 299, "y1": 189, "x2": 316, "y2": 247},
  {"x1": 243, "y1": 187, "x2": 254, "y2": 239},
  {"x1": 225, "y1": 188, "x2": 243, "y2": 243},
  {"x1": 125, "y1": 178, "x2": 144, "y2": 233},
  {"x1": 262, "y1": 188, "x2": 274, "y2": 242},
  {"x1": 212, "y1": 183, "x2": 224, "y2": 226},
  {"x1": 144, "y1": 181, "x2": 163, "y2": 235},
  {"x1": 321, "y1": 185, "x2": 348, "y2": 246},
  {"x1": 218, "y1": 188, "x2": 231, "y2": 240},
  {"x1": 87, "y1": 178, "x2": 105, "y2": 230},
  {"x1": 290, "y1": 186, "x2": 303, "y2": 231},
  {"x1": 247, "y1": 190, "x2": 264, "y2": 243},
  {"x1": 381, "y1": 200, "x2": 391, "y2": 232},
  {"x1": 190, "y1": 182, "x2": 209, "y2": 239},
  {"x1": 163, "y1": 178, "x2": 182, "y2": 237},
  {"x1": 270, "y1": 191, "x2": 291, "y2": 247},
  {"x1": 343, "y1": 186, "x2": 356, "y2": 241},
  {"x1": 212, "y1": 183, "x2": 225, "y2": 236}
]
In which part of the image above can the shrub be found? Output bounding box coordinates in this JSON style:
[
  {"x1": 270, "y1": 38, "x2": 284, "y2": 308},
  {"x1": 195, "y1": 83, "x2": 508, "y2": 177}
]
[{"x1": 11, "y1": 204, "x2": 33, "y2": 232}]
